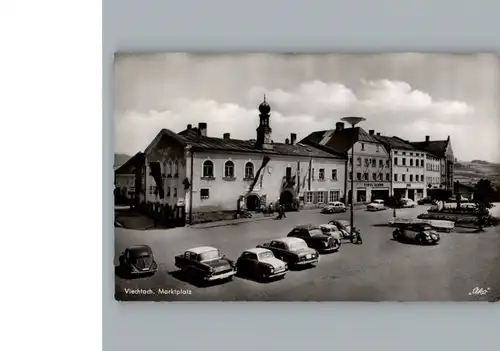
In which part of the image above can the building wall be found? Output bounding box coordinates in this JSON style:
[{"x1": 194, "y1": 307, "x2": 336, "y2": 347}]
[
  {"x1": 392, "y1": 149, "x2": 426, "y2": 199},
  {"x1": 190, "y1": 150, "x2": 346, "y2": 215},
  {"x1": 425, "y1": 154, "x2": 441, "y2": 189},
  {"x1": 115, "y1": 174, "x2": 135, "y2": 199},
  {"x1": 347, "y1": 141, "x2": 391, "y2": 203}
]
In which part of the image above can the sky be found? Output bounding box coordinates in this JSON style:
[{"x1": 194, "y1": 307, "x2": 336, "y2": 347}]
[{"x1": 114, "y1": 53, "x2": 500, "y2": 162}]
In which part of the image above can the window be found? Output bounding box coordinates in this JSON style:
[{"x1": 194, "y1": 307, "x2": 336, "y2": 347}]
[
  {"x1": 410, "y1": 174, "x2": 413, "y2": 182},
  {"x1": 402, "y1": 174, "x2": 406, "y2": 182},
  {"x1": 244, "y1": 162, "x2": 254, "y2": 179},
  {"x1": 372, "y1": 173, "x2": 377, "y2": 180},
  {"x1": 410, "y1": 152, "x2": 413, "y2": 156},
  {"x1": 200, "y1": 188, "x2": 209, "y2": 199},
  {"x1": 349, "y1": 172, "x2": 352, "y2": 180},
  {"x1": 149, "y1": 185, "x2": 154, "y2": 195},
  {"x1": 167, "y1": 161, "x2": 172, "y2": 176},
  {"x1": 378, "y1": 173, "x2": 383, "y2": 181},
  {"x1": 331, "y1": 169, "x2": 337, "y2": 180},
  {"x1": 410, "y1": 159, "x2": 413, "y2": 166},
  {"x1": 173, "y1": 187, "x2": 177, "y2": 197},
  {"x1": 372, "y1": 159, "x2": 376, "y2": 167},
  {"x1": 306, "y1": 192, "x2": 313, "y2": 203},
  {"x1": 402, "y1": 158, "x2": 406, "y2": 166},
  {"x1": 415, "y1": 159, "x2": 419, "y2": 167},
  {"x1": 395, "y1": 151, "x2": 398, "y2": 154},
  {"x1": 329, "y1": 191, "x2": 340, "y2": 202},
  {"x1": 202, "y1": 160, "x2": 214, "y2": 178},
  {"x1": 361, "y1": 143, "x2": 365, "y2": 150},
  {"x1": 173, "y1": 160, "x2": 179, "y2": 176},
  {"x1": 365, "y1": 159, "x2": 369, "y2": 166},
  {"x1": 357, "y1": 157, "x2": 361, "y2": 166},
  {"x1": 421, "y1": 160, "x2": 424, "y2": 168},
  {"x1": 394, "y1": 174, "x2": 398, "y2": 182},
  {"x1": 317, "y1": 192, "x2": 324, "y2": 203},
  {"x1": 376, "y1": 145, "x2": 380, "y2": 152},
  {"x1": 312, "y1": 168, "x2": 315, "y2": 180},
  {"x1": 162, "y1": 160, "x2": 167, "y2": 176},
  {"x1": 394, "y1": 157, "x2": 398, "y2": 166},
  {"x1": 167, "y1": 187, "x2": 171, "y2": 197},
  {"x1": 402, "y1": 152, "x2": 406, "y2": 155},
  {"x1": 386, "y1": 173, "x2": 390, "y2": 181},
  {"x1": 319, "y1": 168, "x2": 325, "y2": 180},
  {"x1": 357, "y1": 173, "x2": 361, "y2": 180},
  {"x1": 349, "y1": 158, "x2": 352, "y2": 165},
  {"x1": 386, "y1": 159, "x2": 390, "y2": 167},
  {"x1": 379, "y1": 159, "x2": 383, "y2": 167},
  {"x1": 286, "y1": 166, "x2": 292, "y2": 178},
  {"x1": 224, "y1": 161, "x2": 234, "y2": 178},
  {"x1": 364, "y1": 173, "x2": 368, "y2": 181}
]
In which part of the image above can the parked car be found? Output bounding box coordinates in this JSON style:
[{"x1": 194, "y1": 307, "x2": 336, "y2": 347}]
[
  {"x1": 318, "y1": 224, "x2": 342, "y2": 248},
  {"x1": 118, "y1": 245, "x2": 158, "y2": 277},
  {"x1": 392, "y1": 222, "x2": 440, "y2": 245},
  {"x1": 321, "y1": 201, "x2": 347, "y2": 214},
  {"x1": 236, "y1": 248, "x2": 288, "y2": 281},
  {"x1": 448, "y1": 195, "x2": 469, "y2": 202},
  {"x1": 367, "y1": 199, "x2": 386, "y2": 211},
  {"x1": 258, "y1": 237, "x2": 319, "y2": 267},
  {"x1": 327, "y1": 219, "x2": 360, "y2": 240},
  {"x1": 400, "y1": 198, "x2": 416, "y2": 208},
  {"x1": 287, "y1": 224, "x2": 340, "y2": 252},
  {"x1": 174, "y1": 246, "x2": 236, "y2": 282},
  {"x1": 417, "y1": 196, "x2": 436, "y2": 205}
]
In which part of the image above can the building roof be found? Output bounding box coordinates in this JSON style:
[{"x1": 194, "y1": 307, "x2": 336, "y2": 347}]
[
  {"x1": 373, "y1": 135, "x2": 419, "y2": 151},
  {"x1": 115, "y1": 152, "x2": 144, "y2": 175},
  {"x1": 300, "y1": 127, "x2": 380, "y2": 155},
  {"x1": 187, "y1": 246, "x2": 218, "y2": 254},
  {"x1": 410, "y1": 139, "x2": 449, "y2": 158},
  {"x1": 147, "y1": 128, "x2": 344, "y2": 159}
]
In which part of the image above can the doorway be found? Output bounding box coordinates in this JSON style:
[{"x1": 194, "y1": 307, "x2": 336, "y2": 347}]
[
  {"x1": 246, "y1": 194, "x2": 260, "y2": 211},
  {"x1": 407, "y1": 189, "x2": 415, "y2": 200}
]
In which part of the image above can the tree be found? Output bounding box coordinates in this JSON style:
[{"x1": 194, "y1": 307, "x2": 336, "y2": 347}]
[
  {"x1": 386, "y1": 196, "x2": 403, "y2": 217},
  {"x1": 474, "y1": 179, "x2": 495, "y2": 231}
]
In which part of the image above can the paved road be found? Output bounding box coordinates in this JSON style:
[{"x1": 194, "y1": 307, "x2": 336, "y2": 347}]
[{"x1": 114, "y1": 205, "x2": 500, "y2": 302}]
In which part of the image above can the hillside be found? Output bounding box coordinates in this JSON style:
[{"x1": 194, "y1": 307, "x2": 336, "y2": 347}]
[
  {"x1": 454, "y1": 160, "x2": 500, "y2": 187},
  {"x1": 114, "y1": 153, "x2": 131, "y2": 169}
]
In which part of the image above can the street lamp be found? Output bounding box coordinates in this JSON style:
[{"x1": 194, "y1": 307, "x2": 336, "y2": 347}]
[{"x1": 341, "y1": 116, "x2": 366, "y2": 242}]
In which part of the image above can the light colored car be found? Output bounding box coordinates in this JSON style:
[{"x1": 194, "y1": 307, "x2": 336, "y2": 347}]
[
  {"x1": 400, "y1": 198, "x2": 416, "y2": 208},
  {"x1": 236, "y1": 248, "x2": 288, "y2": 281},
  {"x1": 321, "y1": 201, "x2": 347, "y2": 214},
  {"x1": 367, "y1": 199, "x2": 386, "y2": 211},
  {"x1": 319, "y1": 224, "x2": 343, "y2": 247}
]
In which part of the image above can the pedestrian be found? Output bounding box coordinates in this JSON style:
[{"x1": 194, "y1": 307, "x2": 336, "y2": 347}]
[{"x1": 282, "y1": 204, "x2": 287, "y2": 218}]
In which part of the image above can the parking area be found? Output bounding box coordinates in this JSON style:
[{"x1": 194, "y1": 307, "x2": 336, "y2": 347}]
[{"x1": 114, "y1": 205, "x2": 500, "y2": 301}]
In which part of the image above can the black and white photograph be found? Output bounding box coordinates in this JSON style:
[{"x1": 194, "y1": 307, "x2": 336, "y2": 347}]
[{"x1": 113, "y1": 53, "x2": 500, "y2": 301}]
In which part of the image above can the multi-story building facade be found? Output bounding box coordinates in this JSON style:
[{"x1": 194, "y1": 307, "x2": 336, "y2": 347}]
[
  {"x1": 425, "y1": 153, "x2": 441, "y2": 191},
  {"x1": 301, "y1": 123, "x2": 391, "y2": 204},
  {"x1": 374, "y1": 135, "x2": 427, "y2": 200},
  {"x1": 127, "y1": 98, "x2": 346, "y2": 225},
  {"x1": 411, "y1": 135, "x2": 454, "y2": 191}
]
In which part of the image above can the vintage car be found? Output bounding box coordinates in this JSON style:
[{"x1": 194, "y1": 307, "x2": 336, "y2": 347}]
[
  {"x1": 417, "y1": 196, "x2": 436, "y2": 205},
  {"x1": 174, "y1": 246, "x2": 236, "y2": 282},
  {"x1": 257, "y1": 237, "x2": 320, "y2": 267},
  {"x1": 287, "y1": 224, "x2": 340, "y2": 252},
  {"x1": 389, "y1": 217, "x2": 454, "y2": 232},
  {"x1": 328, "y1": 219, "x2": 360, "y2": 239},
  {"x1": 321, "y1": 201, "x2": 347, "y2": 214},
  {"x1": 392, "y1": 222, "x2": 440, "y2": 245},
  {"x1": 319, "y1": 224, "x2": 343, "y2": 243},
  {"x1": 367, "y1": 199, "x2": 386, "y2": 211},
  {"x1": 236, "y1": 248, "x2": 288, "y2": 281},
  {"x1": 118, "y1": 245, "x2": 158, "y2": 276},
  {"x1": 400, "y1": 198, "x2": 416, "y2": 208}
]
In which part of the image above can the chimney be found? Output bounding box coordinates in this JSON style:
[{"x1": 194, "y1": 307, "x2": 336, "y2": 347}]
[
  {"x1": 369, "y1": 129, "x2": 375, "y2": 136},
  {"x1": 290, "y1": 133, "x2": 297, "y2": 145},
  {"x1": 223, "y1": 133, "x2": 230, "y2": 140},
  {"x1": 285, "y1": 138, "x2": 290, "y2": 145},
  {"x1": 425, "y1": 135, "x2": 430, "y2": 142},
  {"x1": 198, "y1": 122, "x2": 207, "y2": 137},
  {"x1": 376, "y1": 132, "x2": 381, "y2": 136},
  {"x1": 335, "y1": 122, "x2": 344, "y2": 132},
  {"x1": 187, "y1": 124, "x2": 192, "y2": 130}
]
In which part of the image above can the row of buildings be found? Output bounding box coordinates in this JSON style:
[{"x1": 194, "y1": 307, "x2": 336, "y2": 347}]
[{"x1": 115, "y1": 97, "x2": 455, "y2": 225}]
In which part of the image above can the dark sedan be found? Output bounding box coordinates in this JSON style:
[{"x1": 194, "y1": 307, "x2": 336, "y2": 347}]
[
  {"x1": 258, "y1": 237, "x2": 319, "y2": 268},
  {"x1": 174, "y1": 246, "x2": 236, "y2": 283},
  {"x1": 118, "y1": 245, "x2": 158, "y2": 277},
  {"x1": 287, "y1": 224, "x2": 340, "y2": 252}
]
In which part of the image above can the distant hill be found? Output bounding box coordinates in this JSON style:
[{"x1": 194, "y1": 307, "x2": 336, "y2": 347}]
[
  {"x1": 114, "y1": 153, "x2": 131, "y2": 169},
  {"x1": 454, "y1": 160, "x2": 500, "y2": 187}
]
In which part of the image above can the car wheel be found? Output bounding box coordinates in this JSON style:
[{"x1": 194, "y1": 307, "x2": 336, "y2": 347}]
[
  {"x1": 415, "y1": 235, "x2": 424, "y2": 245},
  {"x1": 392, "y1": 230, "x2": 400, "y2": 240},
  {"x1": 260, "y1": 272, "x2": 268, "y2": 282}
]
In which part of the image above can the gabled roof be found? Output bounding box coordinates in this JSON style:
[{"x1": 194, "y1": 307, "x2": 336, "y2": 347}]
[
  {"x1": 410, "y1": 139, "x2": 449, "y2": 158},
  {"x1": 373, "y1": 135, "x2": 419, "y2": 151},
  {"x1": 144, "y1": 129, "x2": 187, "y2": 155},
  {"x1": 115, "y1": 152, "x2": 144, "y2": 174},
  {"x1": 300, "y1": 127, "x2": 380, "y2": 154},
  {"x1": 176, "y1": 129, "x2": 343, "y2": 159}
]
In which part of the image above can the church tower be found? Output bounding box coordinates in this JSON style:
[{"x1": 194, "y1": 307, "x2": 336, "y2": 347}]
[{"x1": 255, "y1": 95, "x2": 272, "y2": 149}]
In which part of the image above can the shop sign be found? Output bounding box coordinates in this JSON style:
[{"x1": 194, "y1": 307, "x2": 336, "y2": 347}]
[{"x1": 363, "y1": 183, "x2": 385, "y2": 187}]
